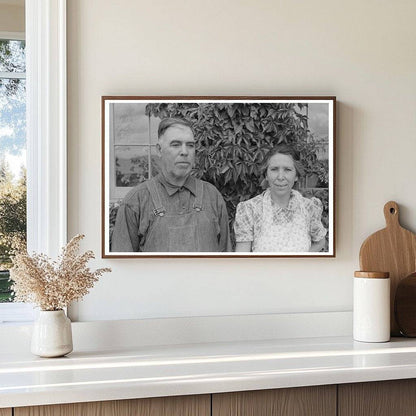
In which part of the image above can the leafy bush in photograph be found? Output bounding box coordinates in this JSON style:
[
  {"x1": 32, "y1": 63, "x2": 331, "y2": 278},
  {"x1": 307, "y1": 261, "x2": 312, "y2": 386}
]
[{"x1": 145, "y1": 103, "x2": 328, "y2": 226}]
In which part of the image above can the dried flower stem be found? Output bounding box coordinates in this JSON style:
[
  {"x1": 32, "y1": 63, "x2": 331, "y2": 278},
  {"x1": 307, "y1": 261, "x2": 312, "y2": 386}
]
[{"x1": 10, "y1": 235, "x2": 111, "y2": 310}]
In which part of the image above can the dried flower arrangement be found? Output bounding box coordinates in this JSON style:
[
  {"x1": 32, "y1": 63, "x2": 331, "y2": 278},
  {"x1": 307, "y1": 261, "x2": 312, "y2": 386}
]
[{"x1": 10, "y1": 234, "x2": 111, "y2": 311}]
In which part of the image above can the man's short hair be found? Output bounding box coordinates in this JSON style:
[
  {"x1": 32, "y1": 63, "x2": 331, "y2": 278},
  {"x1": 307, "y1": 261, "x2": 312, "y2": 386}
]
[{"x1": 158, "y1": 118, "x2": 193, "y2": 139}]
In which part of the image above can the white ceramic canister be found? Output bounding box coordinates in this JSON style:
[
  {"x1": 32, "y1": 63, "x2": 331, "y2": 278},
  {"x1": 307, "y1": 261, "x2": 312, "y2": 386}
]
[{"x1": 353, "y1": 271, "x2": 390, "y2": 343}]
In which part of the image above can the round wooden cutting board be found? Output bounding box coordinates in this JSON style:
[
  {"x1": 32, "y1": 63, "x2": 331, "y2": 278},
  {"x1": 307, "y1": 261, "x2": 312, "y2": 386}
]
[
  {"x1": 395, "y1": 272, "x2": 416, "y2": 337},
  {"x1": 359, "y1": 201, "x2": 416, "y2": 336}
]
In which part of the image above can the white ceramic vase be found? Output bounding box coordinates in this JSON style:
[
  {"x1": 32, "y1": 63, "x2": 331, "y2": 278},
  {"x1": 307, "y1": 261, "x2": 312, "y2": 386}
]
[{"x1": 31, "y1": 310, "x2": 73, "y2": 357}]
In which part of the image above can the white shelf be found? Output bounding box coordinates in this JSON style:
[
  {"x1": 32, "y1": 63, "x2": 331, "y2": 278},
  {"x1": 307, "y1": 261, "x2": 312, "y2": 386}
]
[{"x1": 2, "y1": 334, "x2": 416, "y2": 408}]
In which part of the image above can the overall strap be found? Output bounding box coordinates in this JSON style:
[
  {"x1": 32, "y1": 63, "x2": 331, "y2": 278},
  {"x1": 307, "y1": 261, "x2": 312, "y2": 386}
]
[
  {"x1": 146, "y1": 178, "x2": 166, "y2": 217},
  {"x1": 193, "y1": 179, "x2": 204, "y2": 212}
]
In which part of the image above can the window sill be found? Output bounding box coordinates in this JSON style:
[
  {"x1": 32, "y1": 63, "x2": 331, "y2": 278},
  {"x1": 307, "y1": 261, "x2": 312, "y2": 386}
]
[{"x1": 0, "y1": 303, "x2": 35, "y2": 324}]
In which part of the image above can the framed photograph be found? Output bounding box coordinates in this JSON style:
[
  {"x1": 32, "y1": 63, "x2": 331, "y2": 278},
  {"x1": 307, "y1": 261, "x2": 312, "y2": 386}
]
[{"x1": 102, "y1": 96, "x2": 336, "y2": 258}]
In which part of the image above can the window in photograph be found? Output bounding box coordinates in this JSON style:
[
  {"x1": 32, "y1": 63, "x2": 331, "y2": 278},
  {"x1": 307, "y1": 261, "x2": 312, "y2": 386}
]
[{"x1": 109, "y1": 103, "x2": 161, "y2": 200}]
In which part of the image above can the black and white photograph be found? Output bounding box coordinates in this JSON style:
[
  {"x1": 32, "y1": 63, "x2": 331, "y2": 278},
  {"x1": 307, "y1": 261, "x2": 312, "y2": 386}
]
[{"x1": 102, "y1": 97, "x2": 335, "y2": 258}]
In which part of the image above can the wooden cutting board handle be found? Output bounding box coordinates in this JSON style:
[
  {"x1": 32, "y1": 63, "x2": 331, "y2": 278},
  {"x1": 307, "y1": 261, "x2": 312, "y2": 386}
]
[{"x1": 384, "y1": 201, "x2": 400, "y2": 228}]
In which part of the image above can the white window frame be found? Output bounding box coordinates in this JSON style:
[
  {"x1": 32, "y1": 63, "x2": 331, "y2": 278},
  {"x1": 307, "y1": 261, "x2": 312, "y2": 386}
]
[{"x1": 0, "y1": 0, "x2": 67, "y2": 323}]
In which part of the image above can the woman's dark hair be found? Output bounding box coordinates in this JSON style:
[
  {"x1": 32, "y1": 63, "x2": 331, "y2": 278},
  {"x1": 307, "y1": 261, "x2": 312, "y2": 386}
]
[{"x1": 262, "y1": 143, "x2": 305, "y2": 178}]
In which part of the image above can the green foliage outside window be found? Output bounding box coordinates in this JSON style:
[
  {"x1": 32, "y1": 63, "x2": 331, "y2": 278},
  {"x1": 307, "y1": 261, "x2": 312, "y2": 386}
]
[
  {"x1": 0, "y1": 39, "x2": 26, "y2": 155},
  {"x1": 0, "y1": 162, "x2": 26, "y2": 302},
  {"x1": 0, "y1": 38, "x2": 27, "y2": 301}
]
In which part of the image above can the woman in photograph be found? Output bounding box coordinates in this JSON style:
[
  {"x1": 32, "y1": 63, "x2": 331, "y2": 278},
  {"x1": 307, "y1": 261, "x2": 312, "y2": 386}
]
[{"x1": 234, "y1": 144, "x2": 327, "y2": 252}]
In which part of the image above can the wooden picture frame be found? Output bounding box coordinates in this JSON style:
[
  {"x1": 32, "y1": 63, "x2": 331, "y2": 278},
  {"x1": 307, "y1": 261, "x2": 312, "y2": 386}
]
[{"x1": 102, "y1": 96, "x2": 336, "y2": 258}]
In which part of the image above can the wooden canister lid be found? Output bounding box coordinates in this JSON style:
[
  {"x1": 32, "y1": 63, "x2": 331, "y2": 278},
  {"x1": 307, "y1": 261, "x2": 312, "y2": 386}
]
[{"x1": 354, "y1": 271, "x2": 390, "y2": 278}]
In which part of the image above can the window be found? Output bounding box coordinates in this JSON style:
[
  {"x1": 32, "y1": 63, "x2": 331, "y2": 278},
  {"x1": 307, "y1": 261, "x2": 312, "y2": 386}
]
[
  {"x1": 110, "y1": 103, "x2": 161, "y2": 201},
  {"x1": 108, "y1": 103, "x2": 162, "y2": 248},
  {"x1": 0, "y1": 34, "x2": 26, "y2": 305},
  {"x1": 0, "y1": 0, "x2": 67, "y2": 323}
]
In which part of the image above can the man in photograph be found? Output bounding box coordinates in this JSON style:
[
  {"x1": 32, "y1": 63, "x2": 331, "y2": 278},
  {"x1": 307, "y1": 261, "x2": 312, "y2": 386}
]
[{"x1": 111, "y1": 118, "x2": 231, "y2": 252}]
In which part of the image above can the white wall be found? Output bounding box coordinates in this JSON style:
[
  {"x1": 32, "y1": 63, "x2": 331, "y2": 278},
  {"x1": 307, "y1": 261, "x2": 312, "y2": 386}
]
[
  {"x1": 0, "y1": 3, "x2": 24, "y2": 33},
  {"x1": 67, "y1": 0, "x2": 416, "y2": 322}
]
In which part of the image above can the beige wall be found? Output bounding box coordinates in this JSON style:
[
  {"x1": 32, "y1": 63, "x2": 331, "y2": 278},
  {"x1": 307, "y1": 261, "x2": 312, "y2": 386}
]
[
  {"x1": 67, "y1": 0, "x2": 416, "y2": 321},
  {"x1": 0, "y1": 4, "x2": 24, "y2": 33}
]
